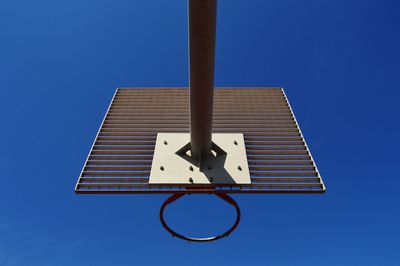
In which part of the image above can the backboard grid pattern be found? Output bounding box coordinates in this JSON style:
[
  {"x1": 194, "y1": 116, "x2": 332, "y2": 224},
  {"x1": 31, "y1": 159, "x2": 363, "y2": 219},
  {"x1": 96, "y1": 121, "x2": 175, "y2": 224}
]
[{"x1": 75, "y1": 88, "x2": 325, "y2": 194}]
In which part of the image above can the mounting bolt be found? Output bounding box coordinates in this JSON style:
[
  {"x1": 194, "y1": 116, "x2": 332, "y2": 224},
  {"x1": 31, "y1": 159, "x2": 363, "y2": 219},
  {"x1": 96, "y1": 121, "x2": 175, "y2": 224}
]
[
  {"x1": 237, "y1": 166, "x2": 242, "y2": 171},
  {"x1": 160, "y1": 166, "x2": 165, "y2": 171},
  {"x1": 163, "y1": 140, "x2": 168, "y2": 145},
  {"x1": 234, "y1": 140, "x2": 238, "y2": 145},
  {"x1": 189, "y1": 166, "x2": 194, "y2": 171},
  {"x1": 188, "y1": 177, "x2": 193, "y2": 183},
  {"x1": 208, "y1": 177, "x2": 214, "y2": 182}
]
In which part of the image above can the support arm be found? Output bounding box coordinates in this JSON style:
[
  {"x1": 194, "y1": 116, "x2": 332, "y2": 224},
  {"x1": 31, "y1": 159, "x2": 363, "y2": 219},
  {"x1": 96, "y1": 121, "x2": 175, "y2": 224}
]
[{"x1": 188, "y1": 0, "x2": 217, "y2": 166}]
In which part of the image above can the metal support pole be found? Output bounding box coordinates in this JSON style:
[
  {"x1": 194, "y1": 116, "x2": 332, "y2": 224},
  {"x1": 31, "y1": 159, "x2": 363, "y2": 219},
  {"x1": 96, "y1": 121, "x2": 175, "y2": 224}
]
[{"x1": 188, "y1": 0, "x2": 217, "y2": 166}]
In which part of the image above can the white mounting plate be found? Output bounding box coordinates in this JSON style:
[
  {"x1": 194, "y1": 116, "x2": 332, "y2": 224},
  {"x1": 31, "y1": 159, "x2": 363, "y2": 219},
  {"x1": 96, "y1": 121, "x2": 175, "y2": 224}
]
[{"x1": 149, "y1": 133, "x2": 251, "y2": 185}]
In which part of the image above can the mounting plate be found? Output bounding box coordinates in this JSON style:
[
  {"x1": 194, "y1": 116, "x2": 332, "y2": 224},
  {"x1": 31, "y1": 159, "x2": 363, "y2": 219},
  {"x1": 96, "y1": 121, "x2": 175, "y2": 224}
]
[{"x1": 149, "y1": 133, "x2": 251, "y2": 185}]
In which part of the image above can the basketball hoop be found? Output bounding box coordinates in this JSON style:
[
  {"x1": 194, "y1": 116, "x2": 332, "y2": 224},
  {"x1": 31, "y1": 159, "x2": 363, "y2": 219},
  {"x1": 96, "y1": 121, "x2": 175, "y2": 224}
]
[
  {"x1": 159, "y1": 193, "x2": 241, "y2": 242},
  {"x1": 75, "y1": 0, "x2": 325, "y2": 243}
]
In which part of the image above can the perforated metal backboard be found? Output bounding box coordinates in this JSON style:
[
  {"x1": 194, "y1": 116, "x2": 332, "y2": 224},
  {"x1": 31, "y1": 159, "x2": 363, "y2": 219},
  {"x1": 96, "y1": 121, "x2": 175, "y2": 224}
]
[{"x1": 75, "y1": 88, "x2": 325, "y2": 194}]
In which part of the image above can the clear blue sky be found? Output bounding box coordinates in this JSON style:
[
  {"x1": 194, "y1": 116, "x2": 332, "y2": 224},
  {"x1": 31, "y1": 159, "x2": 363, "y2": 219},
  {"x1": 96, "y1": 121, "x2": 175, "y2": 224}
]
[{"x1": 1, "y1": 0, "x2": 399, "y2": 265}]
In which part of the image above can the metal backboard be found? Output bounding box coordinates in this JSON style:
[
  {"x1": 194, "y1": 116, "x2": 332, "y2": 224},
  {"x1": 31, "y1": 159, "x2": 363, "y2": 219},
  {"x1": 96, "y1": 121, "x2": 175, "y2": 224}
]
[{"x1": 75, "y1": 88, "x2": 325, "y2": 194}]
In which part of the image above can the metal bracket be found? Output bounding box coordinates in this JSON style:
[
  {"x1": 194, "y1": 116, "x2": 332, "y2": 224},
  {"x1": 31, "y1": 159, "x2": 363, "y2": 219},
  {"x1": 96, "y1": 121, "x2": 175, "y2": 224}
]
[{"x1": 149, "y1": 133, "x2": 251, "y2": 185}]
